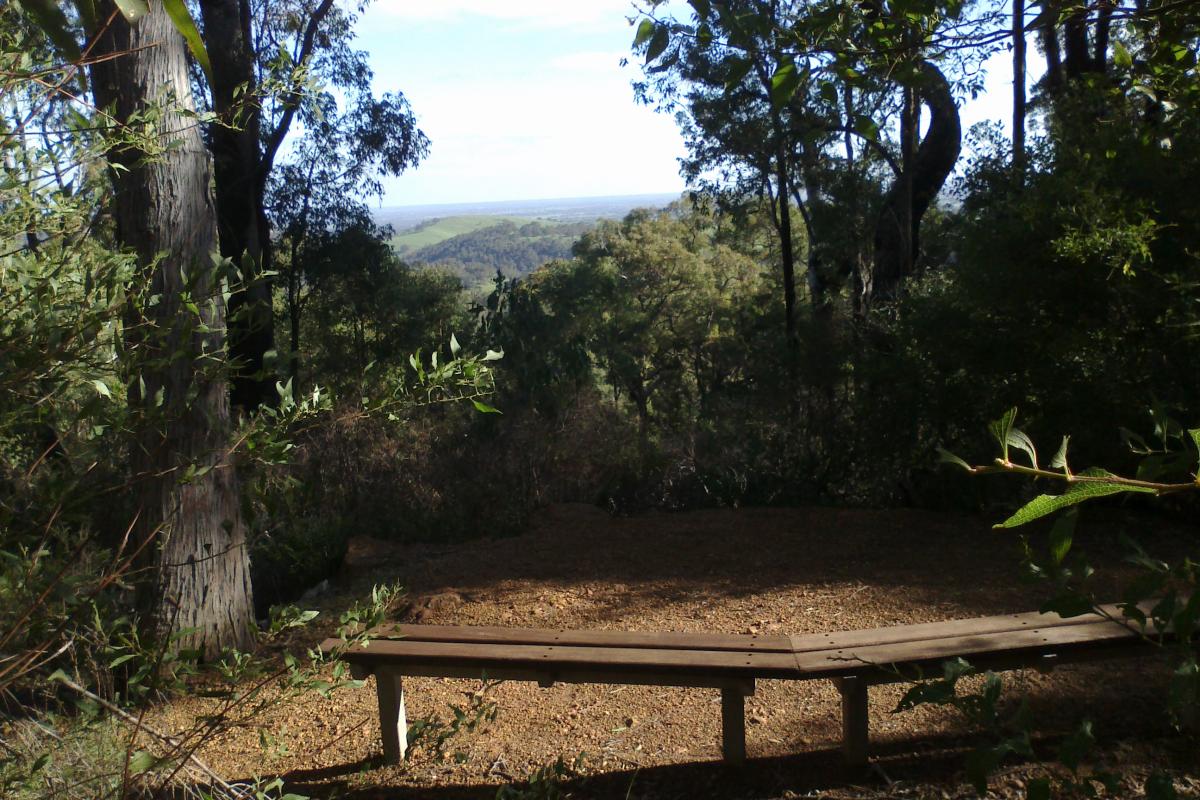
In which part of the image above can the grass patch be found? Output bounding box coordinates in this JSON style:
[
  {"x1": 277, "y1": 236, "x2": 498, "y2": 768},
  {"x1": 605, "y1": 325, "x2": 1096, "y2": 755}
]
[{"x1": 391, "y1": 215, "x2": 534, "y2": 253}]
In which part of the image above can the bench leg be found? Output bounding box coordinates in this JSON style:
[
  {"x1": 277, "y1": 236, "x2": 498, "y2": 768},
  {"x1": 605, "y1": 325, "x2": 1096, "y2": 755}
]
[
  {"x1": 375, "y1": 669, "x2": 407, "y2": 764},
  {"x1": 837, "y1": 676, "x2": 869, "y2": 766},
  {"x1": 721, "y1": 686, "x2": 746, "y2": 765}
]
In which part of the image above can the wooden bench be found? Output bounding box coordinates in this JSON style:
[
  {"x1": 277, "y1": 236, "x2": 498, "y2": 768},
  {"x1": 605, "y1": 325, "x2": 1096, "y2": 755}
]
[{"x1": 319, "y1": 605, "x2": 1159, "y2": 767}]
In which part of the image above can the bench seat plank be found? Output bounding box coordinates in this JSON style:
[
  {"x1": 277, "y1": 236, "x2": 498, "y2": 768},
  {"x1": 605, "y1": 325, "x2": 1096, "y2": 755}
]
[
  {"x1": 363, "y1": 624, "x2": 793, "y2": 652},
  {"x1": 331, "y1": 639, "x2": 799, "y2": 679},
  {"x1": 793, "y1": 617, "x2": 1155, "y2": 681},
  {"x1": 788, "y1": 604, "x2": 1140, "y2": 655}
]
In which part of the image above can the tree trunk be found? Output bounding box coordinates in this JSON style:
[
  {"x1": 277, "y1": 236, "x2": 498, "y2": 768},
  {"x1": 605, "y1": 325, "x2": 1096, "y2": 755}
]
[
  {"x1": 88, "y1": 2, "x2": 255, "y2": 659},
  {"x1": 866, "y1": 62, "x2": 961, "y2": 307},
  {"x1": 1063, "y1": 7, "x2": 1091, "y2": 80},
  {"x1": 1013, "y1": 0, "x2": 1027, "y2": 176},
  {"x1": 775, "y1": 148, "x2": 798, "y2": 341},
  {"x1": 1040, "y1": 1, "x2": 1064, "y2": 92},
  {"x1": 200, "y1": 0, "x2": 275, "y2": 413}
]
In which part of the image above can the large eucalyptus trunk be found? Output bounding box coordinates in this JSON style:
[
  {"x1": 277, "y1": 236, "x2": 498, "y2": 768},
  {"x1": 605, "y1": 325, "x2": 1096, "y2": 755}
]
[{"x1": 88, "y1": 2, "x2": 255, "y2": 659}]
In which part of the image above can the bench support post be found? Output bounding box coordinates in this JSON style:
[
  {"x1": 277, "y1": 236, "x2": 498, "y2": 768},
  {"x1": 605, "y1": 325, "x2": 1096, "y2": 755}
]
[
  {"x1": 837, "y1": 676, "x2": 869, "y2": 766},
  {"x1": 375, "y1": 669, "x2": 407, "y2": 764},
  {"x1": 721, "y1": 683, "x2": 751, "y2": 765}
]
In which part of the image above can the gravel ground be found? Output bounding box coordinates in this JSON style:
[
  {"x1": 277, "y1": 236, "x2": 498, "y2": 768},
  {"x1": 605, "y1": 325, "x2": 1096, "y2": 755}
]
[{"x1": 154, "y1": 504, "x2": 1199, "y2": 798}]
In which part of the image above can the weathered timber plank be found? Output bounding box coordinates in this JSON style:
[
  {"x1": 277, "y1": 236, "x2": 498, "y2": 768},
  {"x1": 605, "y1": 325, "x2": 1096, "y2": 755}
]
[
  {"x1": 329, "y1": 640, "x2": 800, "y2": 679},
  {"x1": 792, "y1": 618, "x2": 1158, "y2": 681},
  {"x1": 365, "y1": 662, "x2": 757, "y2": 691},
  {"x1": 788, "y1": 603, "x2": 1151, "y2": 655},
  {"x1": 349, "y1": 624, "x2": 793, "y2": 653}
]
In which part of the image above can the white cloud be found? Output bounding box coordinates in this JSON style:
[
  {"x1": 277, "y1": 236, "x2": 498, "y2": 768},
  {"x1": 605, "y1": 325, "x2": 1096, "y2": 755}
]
[{"x1": 370, "y1": 0, "x2": 638, "y2": 29}]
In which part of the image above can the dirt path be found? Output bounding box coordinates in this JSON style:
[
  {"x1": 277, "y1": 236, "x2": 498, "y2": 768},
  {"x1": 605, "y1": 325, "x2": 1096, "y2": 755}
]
[{"x1": 157, "y1": 505, "x2": 1196, "y2": 798}]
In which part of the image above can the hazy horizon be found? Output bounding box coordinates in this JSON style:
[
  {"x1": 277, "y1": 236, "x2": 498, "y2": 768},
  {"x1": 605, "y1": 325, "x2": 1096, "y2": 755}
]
[{"x1": 374, "y1": 189, "x2": 683, "y2": 211}]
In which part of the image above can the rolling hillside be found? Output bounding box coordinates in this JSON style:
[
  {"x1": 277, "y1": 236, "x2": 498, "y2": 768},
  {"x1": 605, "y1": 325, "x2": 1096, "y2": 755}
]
[
  {"x1": 397, "y1": 218, "x2": 593, "y2": 290},
  {"x1": 390, "y1": 215, "x2": 532, "y2": 254}
]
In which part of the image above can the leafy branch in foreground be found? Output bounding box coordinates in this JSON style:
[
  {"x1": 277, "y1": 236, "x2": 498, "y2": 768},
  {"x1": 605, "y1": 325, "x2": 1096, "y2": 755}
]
[
  {"x1": 899, "y1": 407, "x2": 1200, "y2": 799},
  {"x1": 939, "y1": 406, "x2": 1200, "y2": 528}
]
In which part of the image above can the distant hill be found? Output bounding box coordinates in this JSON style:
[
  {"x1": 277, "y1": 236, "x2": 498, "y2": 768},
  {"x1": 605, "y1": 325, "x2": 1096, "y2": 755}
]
[
  {"x1": 383, "y1": 193, "x2": 682, "y2": 293},
  {"x1": 391, "y1": 215, "x2": 531, "y2": 255},
  {"x1": 400, "y1": 219, "x2": 592, "y2": 290}
]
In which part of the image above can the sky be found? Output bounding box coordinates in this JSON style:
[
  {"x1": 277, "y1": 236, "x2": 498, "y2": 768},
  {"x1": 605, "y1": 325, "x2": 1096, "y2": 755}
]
[{"x1": 354, "y1": 0, "x2": 1028, "y2": 208}]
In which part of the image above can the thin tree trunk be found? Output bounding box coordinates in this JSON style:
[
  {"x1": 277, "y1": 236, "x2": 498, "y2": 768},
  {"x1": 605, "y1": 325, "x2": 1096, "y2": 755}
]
[
  {"x1": 775, "y1": 148, "x2": 798, "y2": 341},
  {"x1": 88, "y1": 2, "x2": 255, "y2": 659},
  {"x1": 1041, "y1": 1, "x2": 1064, "y2": 92},
  {"x1": 200, "y1": 0, "x2": 275, "y2": 413},
  {"x1": 1013, "y1": 0, "x2": 1027, "y2": 176}
]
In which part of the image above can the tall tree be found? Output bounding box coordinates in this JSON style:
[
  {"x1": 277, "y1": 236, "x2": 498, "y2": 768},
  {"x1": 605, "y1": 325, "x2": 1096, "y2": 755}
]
[
  {"x1": 634, "y1": 0, "x2": 969, "y2": 312},
  {"x1": 1013, "y1": 0, "x2": 1027, "y2": 175},
  {"x1": 199, "y1": 0, "x2": 280, "y2": 413},
  {"x1": 86, "y1": 2, "x2": 255, "y2": 657},
  {"x1": 197, "y1": 0, "x2": 426, "y2": 411}
]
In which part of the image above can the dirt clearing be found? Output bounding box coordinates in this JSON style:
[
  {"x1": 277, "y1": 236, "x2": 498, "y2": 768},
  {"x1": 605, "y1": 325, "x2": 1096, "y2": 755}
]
[{"x1": 156, "y1": 505, "x2": 1198, "y2": 798}]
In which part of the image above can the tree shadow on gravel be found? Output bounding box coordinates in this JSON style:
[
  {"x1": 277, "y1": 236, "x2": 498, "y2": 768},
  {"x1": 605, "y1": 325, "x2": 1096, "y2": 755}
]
[
  {"x1": 342, "y1": 506, "x2": 1192, "y2": 627},
  {"x1": 276, "y1": 742, "x2": 988, "y2": 800}
]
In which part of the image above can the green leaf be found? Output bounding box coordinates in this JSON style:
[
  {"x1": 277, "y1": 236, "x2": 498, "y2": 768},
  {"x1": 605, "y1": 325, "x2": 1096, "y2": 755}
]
[
  {"x1": 92, "y1": 379, "x2": 112, "y2": 398},
  {"x1": 482, "y1": 349, "x2": 504, "y2": 361},
  {"x1": 129, "y1": 749, "x2": 157, "y2": 774},
  {"x1": 936, "y1": 447, "x2": 972, "y2": 471},
  {"x1": 769, "y1": 61, "x2": 802, "y2": 110},
  {"x1": 646, "y1": 25, "x2": 670, "y2": 63},
  {"x1": 632, "y1": 18, "x2": 656, "y2": 48},
  {"x1": 1189, "y1": 428, "x2": 1200, "y2": 455},
  {"x1": 1114, "y1": 40, "x2": 1133, "y2": 69},
  {"x1": 995, "y1": 468, "x2": 1156, "y2": 529},
  {"x1": 113, "y1": 0, "x2": 149, "y2": 23},
  {"x1": 472, "y1": 400, "x2": 502, "y2": 414},
  {"x1": 450, "y1": 333, "x2": 462, "y2": 356},
  {"x1": 988, "y1": 407, "x2": 1018, "y2": 460},
  {"x1": 162, "y1": 0, "x2": 213, "y2": 82},
  {"x1": 1006, "y1": 427, "x2": 1038, "y2": 468},
  {"x1": 852, "y1": 113, "x2": 879, "y2": 141},
  {"x1": 1048, "y1": 509, "x2": 1078, "y2": 565},
  {"x1": 1058, "y1": 719, "x2": 1095, "y2": 771},
  {"x1": 1050, "y1": 436, "x2": 1071, "y2": 473},
  {"x1": 14, "y1": 0, "x2": 81, "y2": 60}
]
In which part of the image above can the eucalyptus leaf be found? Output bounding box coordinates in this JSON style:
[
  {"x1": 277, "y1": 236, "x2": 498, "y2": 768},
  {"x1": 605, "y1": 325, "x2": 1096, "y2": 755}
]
[
  {"x1": 162, "y1": 0, "x2": 213, "y2": 83},
  {"x1": 113, "y1": 0, "x2": 149, "y2": 23}
]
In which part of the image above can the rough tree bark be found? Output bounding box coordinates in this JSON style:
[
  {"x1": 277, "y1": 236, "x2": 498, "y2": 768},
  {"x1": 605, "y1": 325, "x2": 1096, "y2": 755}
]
[
  {"x1": 88, "y1": 2, "x2": 255, "y2": 658},
  {"x1": 866, "y1": 62, "x2": 961, "y2": 307}
]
